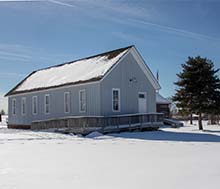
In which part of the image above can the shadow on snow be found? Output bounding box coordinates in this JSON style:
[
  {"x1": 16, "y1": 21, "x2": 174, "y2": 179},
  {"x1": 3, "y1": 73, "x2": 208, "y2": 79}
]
[{"x1": 108, "y1": 130, "x2": 220, "y2": 142}]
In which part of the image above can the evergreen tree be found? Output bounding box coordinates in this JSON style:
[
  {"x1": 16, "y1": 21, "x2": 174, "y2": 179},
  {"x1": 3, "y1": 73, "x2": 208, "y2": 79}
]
[
  {"x1": 0, "y1": 109, "x2": 5, "y2": 115},
  {"x1": 173, "y1": 56, "x2": 220, "y2": 130},
  {"x1": 208, "y1": 85, "x2": 220, "y2": 124}
]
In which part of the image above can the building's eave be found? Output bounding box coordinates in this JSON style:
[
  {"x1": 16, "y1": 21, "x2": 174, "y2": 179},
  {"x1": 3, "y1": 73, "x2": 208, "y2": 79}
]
[
  {"x1": 130, "y1": 46, "x2": 161, "y2": 90},
  {"x1": 5, "y1": 45, "x2": 133, "y2": 97}
]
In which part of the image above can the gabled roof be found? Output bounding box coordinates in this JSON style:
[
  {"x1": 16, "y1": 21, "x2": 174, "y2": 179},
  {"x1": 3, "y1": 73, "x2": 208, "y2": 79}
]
[
  {"x1": 156, "y1": 93, "x2": 171, "y2": 104},
  {"x1": 129, "y1": 46, "x2": 161, "y2": 90},
  {"x1": 5, "y1": 46, "x2": 132, "y2": 96},
  {"x1": 6, "y1": 45, "x2": 161, "y2": 96}
]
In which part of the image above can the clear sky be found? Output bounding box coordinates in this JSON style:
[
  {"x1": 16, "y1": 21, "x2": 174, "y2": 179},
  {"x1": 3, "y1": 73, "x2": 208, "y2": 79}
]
[{"x1": 0, "y1": 0, "x2": 220, "y2": 111}]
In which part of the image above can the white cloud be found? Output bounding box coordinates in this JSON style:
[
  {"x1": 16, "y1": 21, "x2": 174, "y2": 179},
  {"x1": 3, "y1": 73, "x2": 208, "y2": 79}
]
[
  {"x1": 128, "y1": 18, "x2": 220, "y2": 42},
  {"x1": 0, "y1": 72, "x2": 25, "y2": 78},
  {"x1": 111, "y1": 31, "x2": 142, "y2": 43},
  {"x1": 48, "y1": 0, "x2": 76, "y2": 8},
  {"x1": 0, "y1": 43, "x2": 74, "y2": 65},
  {"x1": 0, "y1": 50, "x2": 31, "y2": 59},
  {"x1": 0, "y1": 43, "x2": 32, "y2": 62}
]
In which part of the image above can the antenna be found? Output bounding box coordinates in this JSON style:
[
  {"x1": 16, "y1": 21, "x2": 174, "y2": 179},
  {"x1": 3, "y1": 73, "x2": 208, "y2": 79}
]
[
  {"x1": 156, "y1": 69, "x2": 160, "y2": 93},
  {"x1": 156, "y1": 69, "x2": 159, "y2": 81}
]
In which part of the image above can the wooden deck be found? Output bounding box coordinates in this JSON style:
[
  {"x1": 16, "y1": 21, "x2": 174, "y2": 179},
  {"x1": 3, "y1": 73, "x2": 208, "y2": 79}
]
[
  {"x1": 32, "y1": 113, "x2": 164, "y2": 135},
  {"x1": 163, "y1": 118, "x2": 184, "y2": 128}
]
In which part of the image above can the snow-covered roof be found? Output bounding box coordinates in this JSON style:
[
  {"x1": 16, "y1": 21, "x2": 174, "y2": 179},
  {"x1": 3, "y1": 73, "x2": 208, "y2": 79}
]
[
  {"x1": 6, "y1": 46, "x2": 132, "y2": 96},
  {"x1": 156, "y1": 93, "x2": 171, "y2": 104}
]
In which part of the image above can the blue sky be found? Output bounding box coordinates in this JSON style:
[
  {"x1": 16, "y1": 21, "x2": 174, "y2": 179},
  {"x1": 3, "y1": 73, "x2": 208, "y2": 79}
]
[{"x1": 0, "y1": 0, "x2": 220, "y2": 111}]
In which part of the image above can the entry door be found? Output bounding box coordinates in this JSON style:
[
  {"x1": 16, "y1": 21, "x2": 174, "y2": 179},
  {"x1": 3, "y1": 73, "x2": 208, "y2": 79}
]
[{"x1": 138, "y1": 92, "x2": 147, "y2": 113}]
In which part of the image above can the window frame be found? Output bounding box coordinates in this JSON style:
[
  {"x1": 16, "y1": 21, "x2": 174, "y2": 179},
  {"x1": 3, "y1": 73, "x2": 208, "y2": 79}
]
[
  {"x1": 44, "y1": 94, "x2": 50, "y2": 115},
  {"x1": 79, "y1": 89, "x2": 86, "y2": 113},
  {"x1": 138, "y1": 92, "x2": 146, "y2": 99},
  {"x1": 112, "y1": 88, "x2": 121, "y2": 112},
  {"x1": 21, "y1": 97, "x2": 26, "y2": 116},
  {"x1": 12, "y1": 98, "x2": 16, "y2": 116},
  {"x1": 64, "y1": 92, "x2": 70, "y2": 113},
  {"x1": 32, "y1": 96, "x2": 38, "y2": 115}
]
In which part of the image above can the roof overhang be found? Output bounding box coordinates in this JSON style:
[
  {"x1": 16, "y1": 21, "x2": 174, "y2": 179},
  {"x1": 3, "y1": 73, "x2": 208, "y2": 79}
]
[
  {"x1": 5, "y1": 46, "x2": 132, "y2": 97},
  {"x1": 129, "y1": 46, "x2": 161, "y2": 90},
  {"x1": 5, "y1": 45, "x2": 160, "y2": 96}
]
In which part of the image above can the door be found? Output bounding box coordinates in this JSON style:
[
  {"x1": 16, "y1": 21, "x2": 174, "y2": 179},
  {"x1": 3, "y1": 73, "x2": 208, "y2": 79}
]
[{"x1": 138, "y1": 92, "x2": 147, "y2": 113}]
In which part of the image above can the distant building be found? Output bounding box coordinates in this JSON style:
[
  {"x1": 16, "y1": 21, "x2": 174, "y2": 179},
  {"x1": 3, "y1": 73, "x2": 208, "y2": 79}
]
[{"x1": 156, "y1": 93, "x2": 171, "y2": 118}]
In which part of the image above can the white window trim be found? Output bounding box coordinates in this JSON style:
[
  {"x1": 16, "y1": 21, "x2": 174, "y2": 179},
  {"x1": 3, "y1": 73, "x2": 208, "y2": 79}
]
[
  {"x1": 79, "y1": 89, "x2": 86, "y2": 113},
  {"x1": 32, "y1": 96, "x2": 38, "y2": 115},
  {"x1": 112, "y1": 88, "x2": 121, "y2": 112},
  {"x1": 138, "y1": 92, "x2": 147, "y2": 99},
  {"x1": 44, "y1": 94, "x2": 50, "y2": 115},
  {"x1": 21, "y1": 97, "x2": 26, "y2": 116},
  {"x1": 64, "y1": 92, "x2": 70, "y2": 113},
  {"x1": 12, "y1": 98, "x2": 16, "y2": 116}
]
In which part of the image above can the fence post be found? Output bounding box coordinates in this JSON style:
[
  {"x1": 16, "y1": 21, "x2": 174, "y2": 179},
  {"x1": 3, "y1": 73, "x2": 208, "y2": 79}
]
[
  {"x1": 82, "y1": 118, "x2": 86, "y2": 134},
  {"x1": 86, "y1": 117, "x2": 89, "y2": 133},
  {"x1": 129, "y1": 116, "x2": 131, "y2": 131},
  {"x1": 140, "y1": 115, "x2": 143, "y2": 131},
  {"x1": 150, "y1": 114, "x2": 152, "y2": 125},
  {"x1": 67, "y1": 119, "x2": 69, "y2": 129},
  {"x1": 96, "y1": 117, "x2": 100, "y2": 131},
  {"x1": 101, "y1": 117, "x2": 105, "y2": 133},
  {"x1": 117, "y1": 117, "x2": 120, "y2": 132}
]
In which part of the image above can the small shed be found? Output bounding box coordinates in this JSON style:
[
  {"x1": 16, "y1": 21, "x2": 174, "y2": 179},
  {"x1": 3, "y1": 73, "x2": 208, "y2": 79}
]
[{"x1": 156, "y1": 93, "x2": 171, "y2": 118}]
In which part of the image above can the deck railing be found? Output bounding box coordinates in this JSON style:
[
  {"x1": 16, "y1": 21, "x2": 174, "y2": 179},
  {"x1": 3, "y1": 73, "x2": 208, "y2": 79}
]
[{"x1": 31, "y1": 113, "x2": 164, "y2": 134}]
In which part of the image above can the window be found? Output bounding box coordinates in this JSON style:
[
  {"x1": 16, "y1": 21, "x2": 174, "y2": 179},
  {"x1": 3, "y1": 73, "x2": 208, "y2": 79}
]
[
  {"x1": 64, "y1": 92, "x2": 70, "y2": 113},
  {"x1": 79, "y1": 90, "x2": 86, "y2": 112},
  {"x1": 12, "y1": 98, "x2": 16, "y2": 115},
  {"x1": 32, "y1": 96, "x2": 38, "y2": 115},
  {"x1": 139, "y1": 93, "x2": 145, "y2": 99},
  {"x1": 21, "y1": 97, "x2": 26, "y2": 115},
  {"x1": 44, "y1": 94, "x2": 50, "y2": 114},
  {"x1": 112, "y1": 88, "x2": 120, "y2": 112}
]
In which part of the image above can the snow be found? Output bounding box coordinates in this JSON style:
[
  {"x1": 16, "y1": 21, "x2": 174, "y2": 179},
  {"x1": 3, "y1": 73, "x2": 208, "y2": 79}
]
[
  {"x1": 14, "y1": 49, "x2": 128, "y2": 92},
  {"x1": 0, "y1": 115, "x2": 8, "y2": 128},
  {"x1": 0, "y1": 120, "x2": 220, "y2": 189},
  {"x1": 86, "y1": 131, "x2": 103, "y2": 138},
  {"x1": 156, "y1": 92, "x2": 171, "y2": 104}
]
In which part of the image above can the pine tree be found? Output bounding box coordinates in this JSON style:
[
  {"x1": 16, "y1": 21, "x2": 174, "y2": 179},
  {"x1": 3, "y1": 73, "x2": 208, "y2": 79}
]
[
  {"x1": 210, "y1": 87, "x2": 220, "y2": 124},
  {"x1": 173, "y1": 56, "x2": 220, "y2": 130},
  {"x1": 0, "y1": 109, "x2": 5, "y2": 115}
]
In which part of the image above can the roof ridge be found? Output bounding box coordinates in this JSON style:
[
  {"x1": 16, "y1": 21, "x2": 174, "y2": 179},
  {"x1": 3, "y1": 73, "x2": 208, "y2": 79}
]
[
  {"x1": 35, "y1": 45, "x2": 134, "y2": 73},
  {"x1": 5, "y1": 45, "x2": 134, "y2": 96}
]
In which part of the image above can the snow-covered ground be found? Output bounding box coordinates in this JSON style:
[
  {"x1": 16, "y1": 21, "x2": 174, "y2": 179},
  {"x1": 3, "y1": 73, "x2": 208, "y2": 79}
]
[
  {"x1": 0, "y1": 120, "x2": 220, "y2": 189},
  {"x1": 0, "y1": 115, "x2": 7, "y2": 128}
]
